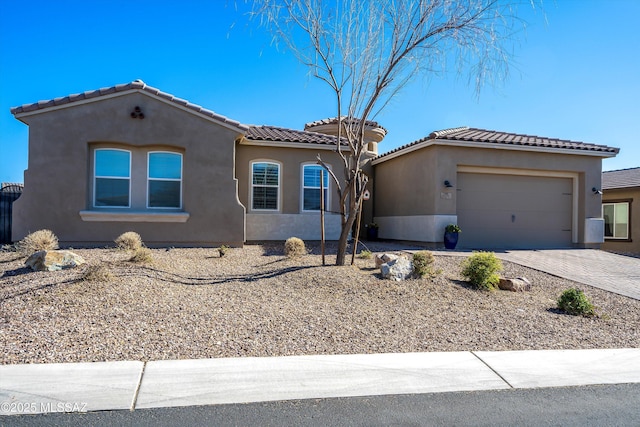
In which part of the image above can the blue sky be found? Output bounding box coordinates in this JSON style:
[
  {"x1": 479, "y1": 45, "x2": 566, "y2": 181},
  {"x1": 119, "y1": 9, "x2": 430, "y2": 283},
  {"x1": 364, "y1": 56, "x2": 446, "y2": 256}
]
[{"x1": 1, "y1": 0, "x2": 639, "y2": 184}]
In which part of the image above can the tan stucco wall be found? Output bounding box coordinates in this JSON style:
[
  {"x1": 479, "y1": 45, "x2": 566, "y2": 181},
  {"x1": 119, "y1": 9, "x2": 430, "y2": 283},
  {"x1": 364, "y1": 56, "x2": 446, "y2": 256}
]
[
  {"x1": 12, "y1": 92, "x2": 246, "y2": 246},
  {"x1": 601, "y1": 187, "x2": 640, "y2": 254},
  {"x1": 373, "y1": 143, "x2": 606, "y2": 246}
]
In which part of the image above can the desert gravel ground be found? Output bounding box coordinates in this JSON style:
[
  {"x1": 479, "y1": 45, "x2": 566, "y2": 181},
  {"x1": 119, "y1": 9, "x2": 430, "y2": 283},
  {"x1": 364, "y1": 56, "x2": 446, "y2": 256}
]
[{"x1": 1, "y1": 243, "x2": 639, "y2": 364}]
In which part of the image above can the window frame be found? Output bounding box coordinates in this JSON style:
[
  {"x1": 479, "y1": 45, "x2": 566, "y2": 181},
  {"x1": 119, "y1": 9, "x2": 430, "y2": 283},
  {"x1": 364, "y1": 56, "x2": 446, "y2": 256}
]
[
  {"x1": 250, "y1": 160, "x2": 281, "y2": 212},
  {"x1": 93, "y1": 148, "x2": 131, "y2": 208},
  {"x1": 603, "y1": 200, "x2": 631, "y2": 241},
  {"x1": 301, "y1": 163, "x2": 330, "y2": 213},
  {"x1": 146, "y1": 151, "x2": 183, "y2": 209}
]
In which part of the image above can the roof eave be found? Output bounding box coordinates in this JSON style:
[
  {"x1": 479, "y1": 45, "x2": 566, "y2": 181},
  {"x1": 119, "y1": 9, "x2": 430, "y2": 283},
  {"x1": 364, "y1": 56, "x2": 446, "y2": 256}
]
[
  {"x1": 373, "y1": 139, "x2": 618, "y2": 165},
  {"x1": 239, "y1": 137, "x2": 349, "y2": 151}
]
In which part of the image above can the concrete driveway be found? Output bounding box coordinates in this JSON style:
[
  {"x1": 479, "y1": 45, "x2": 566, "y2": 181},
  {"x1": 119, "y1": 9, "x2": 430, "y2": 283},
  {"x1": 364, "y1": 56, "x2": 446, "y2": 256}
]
[{"x1": 496, "y1": 249, "x2": 640, "y2": 300}]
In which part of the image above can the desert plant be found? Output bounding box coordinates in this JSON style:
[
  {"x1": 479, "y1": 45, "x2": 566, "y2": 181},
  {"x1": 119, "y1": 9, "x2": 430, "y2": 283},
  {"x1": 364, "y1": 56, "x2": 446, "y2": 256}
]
[
  {"x1": 218, "y1": 245, "x2": 228, "y2": 257},
  {"x1": 81, "y1": 264, "x2": 114, "y2": 282},
  {"x1": 445, "y1": 224, "x2": 462, "y2": 233},
  {"x1": 115, "y1": 231, "x2": 143, "y2": 251},
  {"x1": 461, "y1": 251, "x2": 502, "y2": 290},
  {"x1": 129, "y1": 247, "x2": 153, "y2": 263},
  {"x1": 284, "y1": 237, "x2": 307, "y2": 258},
  {"x1": 358, "y1": 249, "x2": 372, "y2": 259},
  {"x1": 16, "y1": 229, "x2": 59, "y2": 256},
  {"x1": 557, "y1": 288, "x2": 595, "y2": 316},
  {"x1": 413, "y1": 250, "x2": 436, "y2": 278}
]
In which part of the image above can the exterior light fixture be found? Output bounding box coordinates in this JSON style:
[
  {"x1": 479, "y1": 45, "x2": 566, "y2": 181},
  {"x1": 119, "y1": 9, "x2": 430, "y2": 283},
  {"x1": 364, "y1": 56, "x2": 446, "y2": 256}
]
[
  {"x1": 592, "y1": 187, "x2": 602, "y2": 195},
  {"x1": 444, "y1": 180, "x2": 453, "y2": 188}
]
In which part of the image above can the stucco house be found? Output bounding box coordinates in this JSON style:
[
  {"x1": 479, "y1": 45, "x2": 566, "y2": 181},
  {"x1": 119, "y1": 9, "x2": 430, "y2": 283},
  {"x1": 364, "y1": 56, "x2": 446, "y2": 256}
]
[
  {"x1": 10, "y1": 80, "x2": 619, "y2": 249},
  {"x1": 601, "y1": 167, "x2": 640, "y2": 255}
]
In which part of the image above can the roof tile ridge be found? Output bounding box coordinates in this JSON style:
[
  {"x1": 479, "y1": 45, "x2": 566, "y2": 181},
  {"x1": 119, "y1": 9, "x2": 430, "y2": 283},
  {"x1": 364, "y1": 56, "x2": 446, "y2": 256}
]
[{"x1": 428, "y1": 126, "x2": 469, "y2": 139}]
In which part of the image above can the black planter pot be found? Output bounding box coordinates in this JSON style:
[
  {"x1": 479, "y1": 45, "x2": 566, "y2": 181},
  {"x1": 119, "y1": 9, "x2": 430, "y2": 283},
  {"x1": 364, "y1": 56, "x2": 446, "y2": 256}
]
[
  {"x1": 367, "y1": 227, "x2": 379, "y2": 241},
  {"x1": 444, "y1": 231, "x2": 459, "y2": 249}
]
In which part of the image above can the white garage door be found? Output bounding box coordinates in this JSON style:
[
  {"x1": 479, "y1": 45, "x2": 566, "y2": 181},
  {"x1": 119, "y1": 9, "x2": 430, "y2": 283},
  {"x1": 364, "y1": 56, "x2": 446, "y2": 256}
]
[{"x1": 456, "y1": 173, "x2": 573, "y2": 249}]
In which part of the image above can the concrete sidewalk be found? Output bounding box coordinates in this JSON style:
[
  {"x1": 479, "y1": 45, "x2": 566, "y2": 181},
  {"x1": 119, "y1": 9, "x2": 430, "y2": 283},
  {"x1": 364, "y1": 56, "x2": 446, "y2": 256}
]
[{"x1": 2, "y1": 349, "x2": 639, "y2": 416}]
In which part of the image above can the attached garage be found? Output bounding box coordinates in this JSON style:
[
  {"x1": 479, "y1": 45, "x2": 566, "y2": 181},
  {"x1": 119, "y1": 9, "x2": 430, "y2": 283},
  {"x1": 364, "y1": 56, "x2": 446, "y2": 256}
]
[
  {"x1": 371, "y1": 127, "x2": 618, "y2": 249},
  {"x1": 456, "y1": 170, "x2": 576, "y2": 249}
]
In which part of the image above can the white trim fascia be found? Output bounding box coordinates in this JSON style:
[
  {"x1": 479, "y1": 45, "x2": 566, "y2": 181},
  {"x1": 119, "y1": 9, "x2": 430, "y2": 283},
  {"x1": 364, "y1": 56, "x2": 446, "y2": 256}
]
[
  {"x1": 372, "y1": 138, "x2": 617, "y2": 165},
  {"x1": 457, "y1": 166, "x2": 580, "y2": 244},
  {"x1": 14, "y1": 89, "x2": 248, "y2": 133},
  {"x1": 239, "y1": 138, "x2": 349, "y2": 152}
]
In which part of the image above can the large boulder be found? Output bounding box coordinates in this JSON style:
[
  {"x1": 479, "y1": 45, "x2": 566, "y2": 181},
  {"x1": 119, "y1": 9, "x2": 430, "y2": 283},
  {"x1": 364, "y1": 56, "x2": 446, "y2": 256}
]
[
  {"x1": 375, "y1": 253, "x2": 399, "y2": 268},
  {"x1": 381, "y1": 257, "x2": 414, "y2": 281},
  {"x1": 498, "y1": 277, "x2": 532, "y2": 292},
  {"x1": 25, "y1": 250, "x2": 86, "y2": 272}
]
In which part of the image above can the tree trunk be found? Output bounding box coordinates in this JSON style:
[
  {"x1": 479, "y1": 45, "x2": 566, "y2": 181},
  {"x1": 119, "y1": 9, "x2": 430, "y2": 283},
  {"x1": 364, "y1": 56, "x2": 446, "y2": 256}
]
[{"x1": 335, "y1": 198, "x2": 359, "y2": 265}]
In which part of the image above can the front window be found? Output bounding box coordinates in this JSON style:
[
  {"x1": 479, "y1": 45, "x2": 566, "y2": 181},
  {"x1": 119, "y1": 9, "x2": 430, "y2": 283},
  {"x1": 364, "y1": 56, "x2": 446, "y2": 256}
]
[
  {"x1": 603, "y1": 202, "x2": 629, "y2": 239},
  {"x1": 94, "y1": 149, "x2": 131, "y2": 207},
  {"x1": 302, "y1": 164, "x2": 329, "y2": 211},
  {"x1": 251, "y1": 162, "x2": 280, "y2": 210},
  {"x1": 148, "y1": 152, "x2": 182, "y2": 208}
]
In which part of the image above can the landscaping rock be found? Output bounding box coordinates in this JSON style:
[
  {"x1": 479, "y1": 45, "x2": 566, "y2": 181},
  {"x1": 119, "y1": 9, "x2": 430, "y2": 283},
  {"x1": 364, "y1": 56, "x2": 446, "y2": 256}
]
[
  {"x1": 25, "y1": 250, "x2": 86, "y2": 272},
  {"x1": 498, "y1": 277, "x2": 532, "y2": 292},
  {"x1": 375, "y1": 253, "x2": 399, "y2": 268},
  {"x1": 381, "y1": 257, "x2": 414, "y2": 281}
]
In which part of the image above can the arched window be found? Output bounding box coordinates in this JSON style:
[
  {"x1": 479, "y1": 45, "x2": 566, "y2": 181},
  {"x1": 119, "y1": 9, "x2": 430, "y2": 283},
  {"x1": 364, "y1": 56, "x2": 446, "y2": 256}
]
[
  {"x1": 148, "y1": 152, "x2": 183, "y2": 208},
  {"x1": 251, "y1": 161, "x2": 280, "y2": 211},
  {"x1": 94, "y1": 149, "x2": 131, "y2": 207},
  {"x1": 302, "y1": 164, "x2": 329, "y2": 212}
]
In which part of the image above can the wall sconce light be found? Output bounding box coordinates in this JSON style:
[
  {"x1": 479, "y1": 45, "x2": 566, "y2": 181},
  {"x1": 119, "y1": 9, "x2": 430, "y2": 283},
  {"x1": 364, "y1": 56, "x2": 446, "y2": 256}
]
[
  {"x1": 592, "y1": 187, "x2": 602, "y2": 195},
  {"x1": 444, "y1": 180, "x2": 453, "y2": 188},
  {"x1": 130, "y1": 106, "x2": 144, "y2": 119}
]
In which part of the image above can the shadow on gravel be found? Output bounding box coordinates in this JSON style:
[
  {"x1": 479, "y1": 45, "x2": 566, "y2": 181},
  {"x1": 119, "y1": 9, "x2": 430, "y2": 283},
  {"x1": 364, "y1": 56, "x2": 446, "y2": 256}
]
[
  {"x1": 123, "y1": 264, "x2": 321, "y2": 286},
  {"x1": 1, "y1": 266, "x2": 31, "y2": 277}
]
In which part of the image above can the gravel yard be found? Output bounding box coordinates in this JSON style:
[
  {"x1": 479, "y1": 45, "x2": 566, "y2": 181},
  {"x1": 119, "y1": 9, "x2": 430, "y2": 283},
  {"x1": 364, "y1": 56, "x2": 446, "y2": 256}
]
[{"x1": 1, "y1": 243, "x2": 639, "y2": 365}]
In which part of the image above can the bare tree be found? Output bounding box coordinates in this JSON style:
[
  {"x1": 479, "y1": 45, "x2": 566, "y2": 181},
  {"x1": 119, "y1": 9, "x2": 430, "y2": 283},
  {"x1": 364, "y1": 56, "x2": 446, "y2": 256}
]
[{"x1": 250, "y1": 0, "x2": 537, "y2": 265}]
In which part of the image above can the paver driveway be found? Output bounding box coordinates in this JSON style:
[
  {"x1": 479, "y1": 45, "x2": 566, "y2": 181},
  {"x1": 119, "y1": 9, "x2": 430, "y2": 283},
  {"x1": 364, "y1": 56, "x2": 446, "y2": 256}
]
[{"x1": 497, "y1": 249, "x2": 640, "y2": 300}]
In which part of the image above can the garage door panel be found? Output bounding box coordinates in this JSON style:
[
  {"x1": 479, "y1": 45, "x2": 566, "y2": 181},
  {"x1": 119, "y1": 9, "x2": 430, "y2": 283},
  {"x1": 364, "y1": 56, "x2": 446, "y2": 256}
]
[{"x1": 457, "y1": 173, "x2": 573, "y2": 249}]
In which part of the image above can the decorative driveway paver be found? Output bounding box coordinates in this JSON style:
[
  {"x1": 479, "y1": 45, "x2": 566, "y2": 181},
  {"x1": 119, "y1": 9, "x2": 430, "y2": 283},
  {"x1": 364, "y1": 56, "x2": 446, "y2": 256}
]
[{"x1": 497, "y1": 249, "x2": 640, "y2": 300}]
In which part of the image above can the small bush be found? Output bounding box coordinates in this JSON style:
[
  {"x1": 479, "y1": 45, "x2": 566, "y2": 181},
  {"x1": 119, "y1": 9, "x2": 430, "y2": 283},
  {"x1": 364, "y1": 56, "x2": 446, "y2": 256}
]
[
  {"x1": 115, "y1": 231, "x2": 143, "y2": 251},
  {"x1": 413, "y1": 250, "x2": 436, "y2": 278},
  {"x1": 461, "y1": 251, "x2": 502, "y2": 290},
  {"x1": 557, "y1": 288, "x2": 595, "y2": 316},
  {"x1": 358, "y1": 250, "x2": 372, "y2": 259},
  {"x1": 218, "y1": 245, "x2": 228, "y2": 257},
  {"x1": 16, "y1": 229, "x2": 59, "y2": 256},
  {"x1": 129, "y1": 247, "x2": 153, "y2": 263},
  {"x1": 284, "y1": 237, "x2": 307, "y2": 258},
  {"x1": 81, "y1": 265, "x2": 114, "y2": 282}
]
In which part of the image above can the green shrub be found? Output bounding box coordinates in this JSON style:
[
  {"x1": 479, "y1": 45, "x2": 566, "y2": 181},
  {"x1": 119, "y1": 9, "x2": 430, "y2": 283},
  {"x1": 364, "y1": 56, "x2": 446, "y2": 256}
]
[
  {"x1": 358, "y1": 250, "x2": 372, "y2": 259},
  {"x1": 557, "y1": 288, "x2": 595, "y2": 316},
  {"x1": 115, "y1": 231, "x2": 143, "y2": 251},
  {"x1": 129, "y1": 247, "x2": 153, "y2": 263},
  {"x1": 218, "y1": 245, "x2": 228, "y2": 257},
  {"x1": 284, "y1": 237, "x2": 307, "y2": 258},
  {"x1": 413, "y1": 250, "x2": 436, "y2": 278},
  {"x1": 81, "y1": 264, "x2": 114, "y2": 282},
  {"x1": 461, "y1": 251, "x2": 502, "y2": 290},
  {"x1": 16, "y1": 229, "x2": 59, "y2": 256}
]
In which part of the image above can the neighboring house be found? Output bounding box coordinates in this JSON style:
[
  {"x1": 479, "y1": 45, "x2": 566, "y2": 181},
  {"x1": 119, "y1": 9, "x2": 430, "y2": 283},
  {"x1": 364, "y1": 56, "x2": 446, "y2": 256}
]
[
  {"x1": 601, "y1": 167, "x2": 640, "y2": 255},
  {"x1": 10, "y1": 80, "x2": 619, "y2": 249}
]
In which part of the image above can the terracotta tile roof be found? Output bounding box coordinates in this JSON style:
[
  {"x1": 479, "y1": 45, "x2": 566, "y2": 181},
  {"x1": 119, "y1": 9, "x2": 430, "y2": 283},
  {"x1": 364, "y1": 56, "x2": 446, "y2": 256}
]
[
  {"x1": 10, "y1": 80, "x2": 249, "y2": 131},
  {"x1": 376, "y1": 126, "x2": 619, "y2": 160},
  {"x1": 304, "y1": 117, "x2": 388, "y2": 135},
  {"x1": 602, "y1": 167, "x2": 640, "y2": 190},
  {"x1": 244, "y1": 125, "x2": 345, "y2": 146}
]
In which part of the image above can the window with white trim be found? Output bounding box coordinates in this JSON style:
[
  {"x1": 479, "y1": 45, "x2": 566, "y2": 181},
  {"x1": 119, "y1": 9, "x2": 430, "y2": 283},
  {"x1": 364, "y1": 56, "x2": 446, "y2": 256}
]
[
  {"x1": 94, "y1": 149, "x2": 131, "y2": 207},
  {"x1": 302, "y1": 164, "x2": 329, "y2": 212},
  {"x1": 603, "y1": 202, "x2": 629, "y2": 239},
  {"x1": 148, "y1": 152, "x2": 183, "y2": 208},
  {"x1": 251, "y1": 161, "x2": 280, "y2": 211}
]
